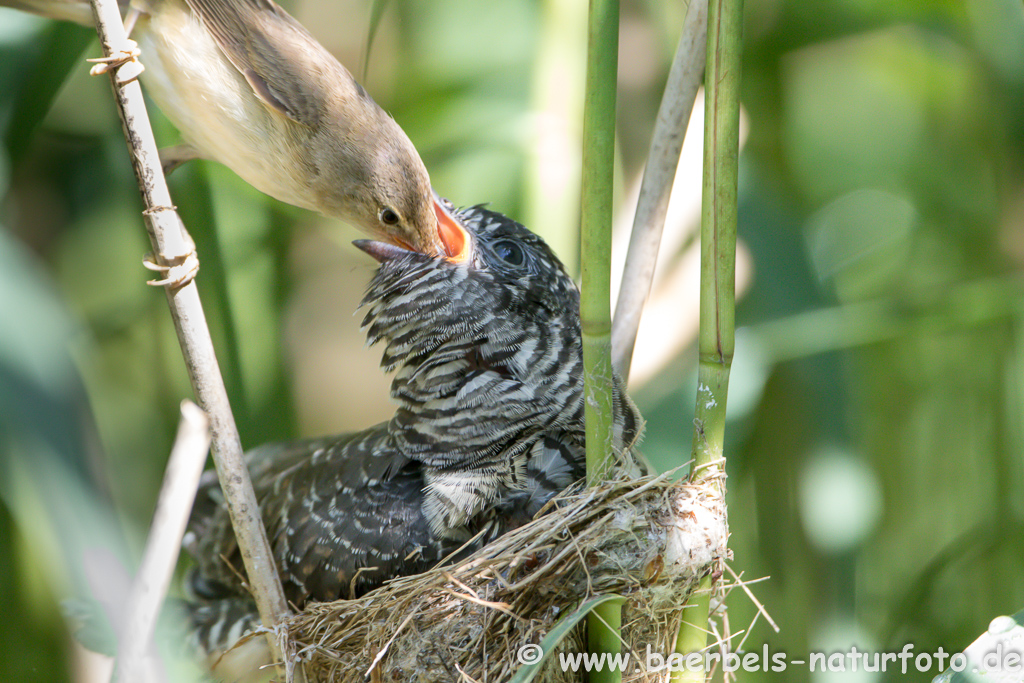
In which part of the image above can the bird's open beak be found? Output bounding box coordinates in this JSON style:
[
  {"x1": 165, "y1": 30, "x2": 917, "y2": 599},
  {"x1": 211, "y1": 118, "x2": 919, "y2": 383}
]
[{"x1": 433, "y1": 193, "x2": 471, "y2": 263}]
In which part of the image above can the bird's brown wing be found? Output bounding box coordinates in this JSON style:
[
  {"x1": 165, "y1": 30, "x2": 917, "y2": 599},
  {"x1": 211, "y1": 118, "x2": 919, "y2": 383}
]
[{"x1": 181, "y1": 0, "x2": 363, "y2": 127}]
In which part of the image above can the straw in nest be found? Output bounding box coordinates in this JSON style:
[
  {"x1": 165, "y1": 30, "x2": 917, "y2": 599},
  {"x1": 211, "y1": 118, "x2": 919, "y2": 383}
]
[{"x1": 233, "y1": 468, "x2": 731, "y2": 683}]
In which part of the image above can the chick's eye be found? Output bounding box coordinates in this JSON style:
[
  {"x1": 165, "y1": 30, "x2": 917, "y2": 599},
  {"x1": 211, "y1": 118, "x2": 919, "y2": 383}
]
[
  {"x1": 380, "y1": 208, "x2": 400, "y2": 226},
  {"x1": 492, "y1": 239, "x2": 526, "y2": 267}
]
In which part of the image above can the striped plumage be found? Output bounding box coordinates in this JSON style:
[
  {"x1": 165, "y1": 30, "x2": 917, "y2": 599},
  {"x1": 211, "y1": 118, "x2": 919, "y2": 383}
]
[{"x1": 184, "y1": 204, "x2": 643, "y2": 658}]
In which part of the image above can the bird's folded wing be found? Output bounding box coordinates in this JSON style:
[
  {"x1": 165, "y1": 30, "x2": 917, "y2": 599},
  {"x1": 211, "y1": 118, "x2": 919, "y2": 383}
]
[
  {"x1": 182, "y1": 0, "x2": 351, "y2": 127},
  {"x1": 184, "y1": 426, "x2": 437, "y2": 602}
]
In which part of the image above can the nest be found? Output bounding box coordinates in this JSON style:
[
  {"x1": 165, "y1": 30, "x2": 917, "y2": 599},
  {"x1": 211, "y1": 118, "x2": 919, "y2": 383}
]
[{"x1": 268, "y1": 468, "x2": 729, "y2": 683}]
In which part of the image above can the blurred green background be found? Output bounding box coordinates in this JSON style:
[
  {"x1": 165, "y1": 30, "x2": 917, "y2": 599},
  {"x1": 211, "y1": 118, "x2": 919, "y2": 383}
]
[{"x1": 1, "y1": 0, "x2": 1023, "y2": 681}]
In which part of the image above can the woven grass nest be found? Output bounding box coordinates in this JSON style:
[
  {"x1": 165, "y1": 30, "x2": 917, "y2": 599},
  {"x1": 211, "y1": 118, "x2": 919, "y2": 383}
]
[{"x1": 270, "y1": 468, "x2": 729, "y2": 682}]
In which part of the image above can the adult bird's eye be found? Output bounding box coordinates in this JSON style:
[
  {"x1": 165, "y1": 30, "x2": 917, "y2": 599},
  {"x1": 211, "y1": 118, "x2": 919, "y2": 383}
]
[
  {"x1": 380, "y1": 207, "x2": 400, "y2": 225},
  {"x1": 492, "y1": 239, "x2": 526, "y2": 267}
]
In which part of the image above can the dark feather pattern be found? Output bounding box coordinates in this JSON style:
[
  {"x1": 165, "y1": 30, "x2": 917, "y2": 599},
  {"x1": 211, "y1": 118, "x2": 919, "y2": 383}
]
[{"x1": 185, "y1": 205, "x2": 643, "y2": 655}]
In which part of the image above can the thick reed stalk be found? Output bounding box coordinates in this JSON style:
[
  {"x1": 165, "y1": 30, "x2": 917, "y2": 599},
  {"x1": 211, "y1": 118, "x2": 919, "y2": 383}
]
[
  {"x1": 672, "y1": 0, "x2": 742, "y2": 679},
  {"x1": 579, "y1": 0, "x2": 623, "y2": 679}
]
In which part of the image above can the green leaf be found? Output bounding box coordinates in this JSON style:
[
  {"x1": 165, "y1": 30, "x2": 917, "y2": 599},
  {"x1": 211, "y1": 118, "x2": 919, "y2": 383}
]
[
  {"x1": 935, "y1": 609, "x2": 1024, "y2": 683},
  {"x1": 3, "y1": 21, "x2": 93, "y2": 166},
  {"x1": 508, "y1": 594, "x2": 624, "y2": 683},
  {"x1": 361, "y1": 0, "x2": 391, "y2": 82}
]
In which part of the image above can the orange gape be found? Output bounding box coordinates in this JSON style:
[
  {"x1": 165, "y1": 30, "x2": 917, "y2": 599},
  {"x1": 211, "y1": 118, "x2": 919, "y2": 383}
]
[{"x1": 434, "y1": 197, "x2": 471, "y2": 263}]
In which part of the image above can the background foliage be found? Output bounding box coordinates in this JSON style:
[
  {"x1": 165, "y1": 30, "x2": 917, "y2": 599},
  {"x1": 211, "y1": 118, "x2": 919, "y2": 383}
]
[{"x1": 1, "y1": 0, "x2": 1023, "y2": 681}]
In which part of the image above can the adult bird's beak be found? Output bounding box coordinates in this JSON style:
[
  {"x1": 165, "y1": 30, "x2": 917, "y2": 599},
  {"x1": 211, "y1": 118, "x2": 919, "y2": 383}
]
[
  {"x1": 357, "y1": 193, "x2": 471, "y2": 264},
  {"x1": 353, "y1": 239, "x2": 411, "y2": 263},
  {"x1": 433, "y1": 192, "x2": 471, "y2": 263}
]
